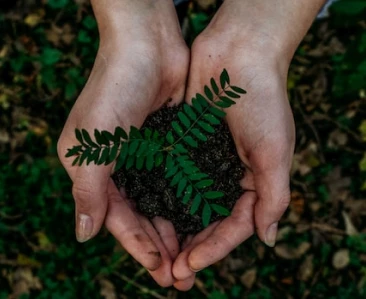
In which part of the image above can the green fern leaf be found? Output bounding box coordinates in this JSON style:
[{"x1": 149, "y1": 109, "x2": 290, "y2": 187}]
[
  {"x1": 183, "y1": 104, "x2": 197, "y2": 120},
  {"x1": 204, "y1": 191, "x2": 224, "y2": 199},
  {"x1": 87, "y1": 148, "x2": 101, "y2": 165},
  {"x1": 170, "y1": 171, "x2": 183, "y2": 187},
  {"x1": 172, "y1": 121, "x2": 184, "y2": 137},
  {"x1": 183, "y1": 165, "x2": 200, "y2": 175},
  {"x1": 195, "y1": 179, "x2": 214, "y2": 189},
  {"x1": 182, "y1": 185, "x2": 193, "y2": 204},
  {"x1": 152, "y1": 130, "x2": 160, "y2": 141},
  {"x1": 144, "y1": 128, "x2": 152, "y2": 139},
  {"x1": 82, "y1": 129, "x2": 98, "y2": 147},
  {"x1": 101, "y1": 130, "x2": 114, "y2": 143},
  {"x1": 109, "y1": 143, "x2": 119, "y2": 161},
  {"x1": 166, "y1": 154, "x2": 174, "y2": 170},
  {"x1": 203, "y1": 114, "x2": 220, "y2": 125},
  {"x1": 94, "y1": 129, "x2": 108, "y2": 145},
  {"x1": 136, "y1": 155, "x2": 145, "y2": 170},
  {"x1": 166, "y1": 131, "x2": 174, "y2": 144},
  {"x1": 98, "y1": 147, "x2": 110, "y2": 165},
  {"x1": 155, "y1": 152, "x2": 164, "y2": 167},
  {"x1": 79, "y1": 147, "x2": 91, "y2": 165},
  {"x1": 114, "y1": 142, "x2": 128, "y2": 171},
  {"x1": 190, "y1": 194, "x2": 202, "y2": 215},
  {"x1": 210, "y1": 78, "x2": 219, "y2": 95},
  {"x1": 202, "y1": 203, "x2": 212, "y2": 227},
  {"x1": 198, "y1": 121, "x2": 215, "y2": 133},
  {"x1": 224, "y1": 90, "x2": 240, "y2": 99},
  {"x1": 72, "y1": 156, "x2": 80, "y2": 166},
  {"x1": 230, "y1": 85, "x2": 247, "y2": 94},
  {"x1": 219, "y1": 96, "x2": 236, "y2": 106},
  {"x1": 177, "y1": 178, "x2": 187, "y2": 197},
  {"x1": 178, "y1": 111, "x2": 191, "y2": 129},
  {"x1": 191, "y1": 128, "x2": 207, "y2": 141},
  {"x1": 183, "y1": 136, "x2": 198, "y2": 148},
  {"x1": 114, "y1": 127, "x2": 128, "y2": 140},
  {"x1": 65, "y1": 145, "x2": 82, "y2": 157},
  {"x1": 129, "y1": 126, "x2": 142, "y2": 139},
  {"x1": 192, "y1": 98, "x2": 203, "y2": 113},
  {"x1": 209, "y1": 106, "x2": 226, "y2": 118},
  {"x1": 165, "y1": 166, "x2": 178, "y2": 179},
  {"x1": 189, "y1": 173, "x2": 209, "y2": 181},
  {"x1": 147, "y1": 143, "x2": 160, "y2": 155},
  {"x1": 126, "y1": 155, "x2": 135, "y2": 170},
  {"x1": 215, "y1": 101, "x2": 232, "y2": 108},
  {"x1": 178, "y1": 162, "x2": 196, "y2": 173},
  {"x1": 177, "y1": 159, "x2": 195, "y2": 169},
  {"x1": 196, "y1": 93, "x2": 210, "y2": 107},
  {"x1": 171, "y1": 144, "x2": 188, "y2": 154},
  {"x1": 146, "y1": 153, "x2": 155, "y2": 171},
  {"x1": 176, "y1": 155, "x2": 189, "y2": 163},
  {"x1": 136, "y1": 141, "x2": 148, "y2": 157},
  {"x1": 220, "y1": 68, "x2": 230, "y2": 89},
  {"x1": 75, "y1": 128, "x2": 83, "y2": 145},
  {"x1": 128, "y1": 140, "x2": 140, "y2": 155},
  {"x1": 211, "y1": 204, "x2": 231, "y2": 216},
  {"x1": 204, "y1": 85, "x2": 214, "y2": 101}
]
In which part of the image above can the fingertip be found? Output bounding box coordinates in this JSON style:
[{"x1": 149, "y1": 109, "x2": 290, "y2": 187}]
[
  {"x1": 151, "y1": 217, "x2": 179, "y2": 260},
  {"x1": 173, "y1": 275, "x2": 196, "y2": 291},
  {"x1": 172, "y1": 251, "x2": 194, "y2": 281},
  {"x1": 254, "y1": 180, "x2": 290, "y2": 247}
]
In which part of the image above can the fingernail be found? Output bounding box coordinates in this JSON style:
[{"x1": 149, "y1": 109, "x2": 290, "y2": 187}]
[
  {"x1": 265, "y1": 222, "x2": 278, "y2": 247},
  {"x1": 189, "y1": 267, "x2": 203, "y2": 273},
  {"x1": 76, "y1": 214, "x2": 93, "y2": 243}
]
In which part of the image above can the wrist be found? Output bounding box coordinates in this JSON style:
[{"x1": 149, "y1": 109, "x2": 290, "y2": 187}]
[
  {"x1": 209, "y1": 0, "x2": 326, "y2": 63},
  {"x1": 90, "y1": 0, "x2": 181, "y2": 44}
]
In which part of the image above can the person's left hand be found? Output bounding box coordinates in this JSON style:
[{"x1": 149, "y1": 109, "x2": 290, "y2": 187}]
[{"x1": 171, "y1": 2, "x2": 296, "y2": 290}]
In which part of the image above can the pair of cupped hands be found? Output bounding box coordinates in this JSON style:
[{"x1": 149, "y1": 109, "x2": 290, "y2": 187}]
[{"x1": 58, "y1": 0, "x2": 296, "y2": 291}]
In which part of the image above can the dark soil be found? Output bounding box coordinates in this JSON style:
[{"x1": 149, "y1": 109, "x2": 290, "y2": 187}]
[{"x1": 112, "y1": 104, "x2": 244, "y2": 235}]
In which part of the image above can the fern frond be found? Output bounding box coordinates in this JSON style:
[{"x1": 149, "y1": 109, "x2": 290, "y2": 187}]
[
  {"x1": 202, "y1": 203, "x2": 212, "y2": 227},
  {"x1": 67, "y1": 68, "x2": 245, "y2": 228}
]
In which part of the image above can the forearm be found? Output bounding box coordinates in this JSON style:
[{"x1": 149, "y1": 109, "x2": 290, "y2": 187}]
[
  {"x1": 90, "y1": 0, "x2": 180, "y2": 42},
  {"x1": 211, "y1": 0, "x2": 327, "y2": 63}
]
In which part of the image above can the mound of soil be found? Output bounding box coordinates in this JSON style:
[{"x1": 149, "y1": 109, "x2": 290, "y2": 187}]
[{"x1": 112, "y1": 104, "x2": 244, "y2": 235}]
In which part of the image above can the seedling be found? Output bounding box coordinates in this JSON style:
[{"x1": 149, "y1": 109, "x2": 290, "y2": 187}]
[{"x1": 66, "y1": 69, "x2": 246, "y2": 227}]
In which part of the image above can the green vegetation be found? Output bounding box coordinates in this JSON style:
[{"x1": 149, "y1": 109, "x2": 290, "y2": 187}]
[
  {"x1": 66, "y1": 69, "x2": 245, "y2": 226},
  {"x1": 0, "y1": 0, "x2": 365, "y2": 298}
]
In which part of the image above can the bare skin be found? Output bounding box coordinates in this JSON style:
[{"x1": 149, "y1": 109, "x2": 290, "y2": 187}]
[
  {"x1": 57, "y1": 0, "x2": 189, "y2": 287},
  {"x1": 58, "y1": 0, "x2": 326, "y2": 291},
  {"x1": 172, "y1": 0, "x2": 326, "y2": 290}
]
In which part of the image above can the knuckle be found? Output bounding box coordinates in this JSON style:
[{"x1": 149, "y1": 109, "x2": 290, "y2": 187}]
[
  {"x1": 56, "y1": 134, "x2": 67, "y2": 161},
  {"x1": 72, "y1": 183, "x2": 93, "y2": 213},
  {"x1": 278, "y1": 189, "x2": 291, "y2": 208}
]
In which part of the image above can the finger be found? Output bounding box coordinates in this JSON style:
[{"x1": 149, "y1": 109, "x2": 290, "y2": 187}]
[
  {"x1": 167, "y1": 46, "x2": 190, "y2": 107},
  {"x1": 58, "y1": 130, "x2": 111, "y2": 243},
  {"x1": 187, "y1": 192, "x2": 256, "y2": 272},
  {"x1": 173, "y1": 221, "x2": 220, "y2": 281},
  {"x1": 105, "y1": 181, "x2": 162, "y2": 271},
  {"x1": 137, "y1": 217, "x2": 175, "y2": 287},
  {"x1": 151, "y1": 217, "x2": 180, "y2": 260},
  {"x1": 181, "y1": 235, "x2": 194, "y2": 250},
  {"x1": 253, "y1": 161, "x2": 291, "y2": 247},
  {"x1": 72, "y1": 164, "x2": 110, "y2": 242},
  {"x1": 173, "y1": 275, "x2": 196, "y2": 291}
]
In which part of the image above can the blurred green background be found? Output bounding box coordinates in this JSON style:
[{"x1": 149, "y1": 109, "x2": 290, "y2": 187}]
[{"x1": 0, "y1": 0, "x2": 365, "y2": 298}]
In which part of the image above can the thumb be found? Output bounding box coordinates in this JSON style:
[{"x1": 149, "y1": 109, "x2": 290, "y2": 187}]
[
  {"x1": 71, "y1": 164, "x2": 110, "y2": 242},
  {"x1": 252, "y1": 147, "x2": 291, "y2": 247},
  {"x1": 58, "y1": 136, "x2": 109, "y2": 243}
]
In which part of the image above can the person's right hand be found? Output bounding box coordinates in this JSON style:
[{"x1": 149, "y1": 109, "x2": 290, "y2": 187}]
[{"x1": 57, "y1": 0, "x2": 189, "y2": 287}]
